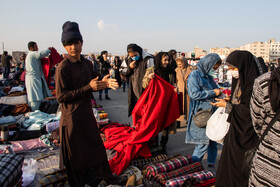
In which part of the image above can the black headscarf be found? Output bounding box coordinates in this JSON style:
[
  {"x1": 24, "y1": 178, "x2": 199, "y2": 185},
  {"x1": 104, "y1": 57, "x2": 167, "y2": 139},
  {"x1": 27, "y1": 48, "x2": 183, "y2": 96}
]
[
  {"x1": 268, "y1": 68, "x2": 280, "y2": 112},
  {"x1": 226, "y1": 50, "x2": 261, "y2": 106},
  {"x1": 127, "y1": 44, "x2": 143, "y2": 57},
  {"x1": 257, "y1": 57, "x2": 268, "y2": 73},
  {"x1": 98, "y1": 51, "x2": 108, "y2": 62},
  {"x1": 154, "y1": 52, "x2": 174, "y2": 82}
]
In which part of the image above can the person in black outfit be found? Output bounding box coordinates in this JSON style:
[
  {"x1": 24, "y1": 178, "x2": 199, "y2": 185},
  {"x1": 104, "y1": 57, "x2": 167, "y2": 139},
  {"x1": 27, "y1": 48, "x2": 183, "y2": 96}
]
[
  {"x1": 98, "y1": 51, "x2": 111, "y2": 100},
  {"x1": 168, "y1": 49, "x2": 177, "y2": 70},
  {"x1": 113, "y1": 56, "x2": 122, "y2": 86},
  {"x1": 119, "y1": 43, "x2": 154, "y2": 116}
]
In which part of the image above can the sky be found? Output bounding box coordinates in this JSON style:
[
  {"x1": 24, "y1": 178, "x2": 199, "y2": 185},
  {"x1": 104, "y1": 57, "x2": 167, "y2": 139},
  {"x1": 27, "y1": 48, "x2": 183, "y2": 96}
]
[{"x1": 0, "y1": 0, "x2": 279, "y2": 55}]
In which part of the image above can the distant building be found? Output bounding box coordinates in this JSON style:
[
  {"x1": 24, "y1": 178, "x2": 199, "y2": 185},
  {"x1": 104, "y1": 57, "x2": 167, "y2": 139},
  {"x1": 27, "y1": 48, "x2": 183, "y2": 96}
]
[
  {"x1": 188, "y1": 47, "x2": 207, "y2": 58},
  {"x1": 269, "y1": 39, "x2": 280, "y2": 62},
  {"x1": 210, "y1": 47, "x2": 239, "y2": 57},
  {"x1": 240, "y1": 41, "x2": 270, "y2": 62}
]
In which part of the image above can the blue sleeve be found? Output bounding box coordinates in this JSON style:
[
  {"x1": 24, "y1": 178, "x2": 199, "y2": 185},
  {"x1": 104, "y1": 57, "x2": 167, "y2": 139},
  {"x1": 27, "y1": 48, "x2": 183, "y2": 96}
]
[
  {"x1": 209, "y1": 76, "x2": 219, "y2": 89},
  {"x1": 187, "y1": 72, "x2": 216, "y2": 101},
  {"x1": 34, "y1": 49, "x2": 50, "y2": 59}
]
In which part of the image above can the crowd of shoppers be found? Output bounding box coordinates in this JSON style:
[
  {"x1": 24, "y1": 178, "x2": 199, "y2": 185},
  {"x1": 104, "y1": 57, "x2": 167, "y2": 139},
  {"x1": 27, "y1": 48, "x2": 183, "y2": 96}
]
[{"x1": 2, "y1": 20, "x2": 279, "y2": 187}]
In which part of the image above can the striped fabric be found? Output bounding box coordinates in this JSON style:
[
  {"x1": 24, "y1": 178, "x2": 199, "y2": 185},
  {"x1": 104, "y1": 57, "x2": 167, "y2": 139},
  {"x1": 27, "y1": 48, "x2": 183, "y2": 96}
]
[
  {"x1": 249, "y1": 72, "x2": 280, "y2": 187},
  {"x1": 192, "y1": 178, "x2": 216, "y2": 187},
  {"x1": 145, "y1": 155, "x2": 192, "y2": 180},
  {"x1": 0, "y1": 154, "x2": 24, "y2": 187},
  {"x1": 155, "y1": 162, "x2": 204, "y2": 185},
  {"x1": 165, "y1": 170, "x2": 214, "y2": 187},
  {"x1": 130, "y1": 154, "x2": 167, "y2": 170}
]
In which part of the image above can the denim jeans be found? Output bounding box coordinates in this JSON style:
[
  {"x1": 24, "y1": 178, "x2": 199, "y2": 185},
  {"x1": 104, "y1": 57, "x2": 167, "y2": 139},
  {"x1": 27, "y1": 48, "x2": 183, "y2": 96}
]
[
  {"x1": 99, "y1": 88, "x2": 108, "y2": 95},
  {"x1": 192, "y1": 140, "x2": 217, "y2": 165}
]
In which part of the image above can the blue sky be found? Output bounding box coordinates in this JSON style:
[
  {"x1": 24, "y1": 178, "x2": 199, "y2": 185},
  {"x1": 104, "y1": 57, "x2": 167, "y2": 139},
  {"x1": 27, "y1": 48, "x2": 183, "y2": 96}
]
[{"x1": 0, "y1": 0, "x2": 279, "y2": 55}]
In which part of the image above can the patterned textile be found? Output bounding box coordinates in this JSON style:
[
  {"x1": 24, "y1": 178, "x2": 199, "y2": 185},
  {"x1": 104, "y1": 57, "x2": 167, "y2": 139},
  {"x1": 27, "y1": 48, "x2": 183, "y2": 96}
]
[
  {"x1": 192, "y1": 178, "x2": 216, "y2": 187},
  {"x1": 145, "y1": 155, "x2": 192, "y2": 180},
  {"x1": 49, "y1": 128, "x2": 60, "y2": 146},
  {"x1": 37, "y1": 154, "x2": 60, "y2": 175},
  {"x1": 130, "y1": 154, "x2": 167, "y2": 170},
  {"x1": 119, "y1": 166, "x2": 143, "y2": 186},
  {"x1": 143, "y1": 178, "x2": 162, "y2": 187},
  {"x1": 156, "y1": 162, "x2": 204, "y2": 185},
  {"x1": 38, "y1": 169, "x2": 68, "y2": 187},
  {"x1": 249, "y1": 72, "x2": 280, "y2": 187},
  {"x1": 165, "y1": 170, "x2": 214, "y2": 187},
  {"x1": 0, "y1": 154, "x2": 24, "y2": 187}
]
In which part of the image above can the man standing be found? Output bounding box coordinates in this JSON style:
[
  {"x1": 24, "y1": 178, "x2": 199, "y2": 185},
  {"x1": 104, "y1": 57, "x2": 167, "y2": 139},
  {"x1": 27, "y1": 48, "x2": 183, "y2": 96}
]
[
  {"x1": 25, "y1": 41, "x2": 52, "y2": 111},
  {"x1": 1, "y1": 51, "x2": 11, "y2": 79},
  {"x1": 56, "y1": 21, "x2": 118, "y2": 186},
  {"x1": 120, "y1": 43, "x2": 154, "y2": 116}
]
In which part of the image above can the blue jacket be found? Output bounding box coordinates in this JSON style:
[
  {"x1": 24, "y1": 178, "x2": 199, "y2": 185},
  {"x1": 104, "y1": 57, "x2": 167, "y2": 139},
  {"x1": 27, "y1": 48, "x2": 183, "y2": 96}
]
[{"x1": 185, "y1": 54, "x2": 220, "y2": 144}]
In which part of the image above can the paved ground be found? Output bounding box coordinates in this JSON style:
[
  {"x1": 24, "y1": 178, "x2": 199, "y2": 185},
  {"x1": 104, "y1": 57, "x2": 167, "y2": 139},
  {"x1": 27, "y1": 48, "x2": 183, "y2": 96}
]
[{"x1": 94, "y1": 87, "x2": 222, "y2": 169}]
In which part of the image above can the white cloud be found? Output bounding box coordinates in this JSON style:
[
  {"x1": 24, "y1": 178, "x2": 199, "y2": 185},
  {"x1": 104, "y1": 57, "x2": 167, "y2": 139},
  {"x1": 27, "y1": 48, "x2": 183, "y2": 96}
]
[{"x1": 97, "y1": 20, "x2": 118, "y2": 31}]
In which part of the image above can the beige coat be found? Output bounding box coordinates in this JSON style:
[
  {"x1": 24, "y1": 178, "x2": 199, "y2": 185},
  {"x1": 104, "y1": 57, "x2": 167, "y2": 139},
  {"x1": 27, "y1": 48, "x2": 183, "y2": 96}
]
[{"x1": 175, "y1": 66, "x2": 192, "y2": 121}]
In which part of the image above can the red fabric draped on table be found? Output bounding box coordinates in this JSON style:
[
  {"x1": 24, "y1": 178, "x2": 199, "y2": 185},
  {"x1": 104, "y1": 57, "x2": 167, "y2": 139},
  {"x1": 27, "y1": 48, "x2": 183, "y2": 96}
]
[
  {"x1": 41, "y1": 48, "x2": 63, "y2": 87},
  {"x1": 104, "y1": 75, "x2": 180, "y2": 175}
]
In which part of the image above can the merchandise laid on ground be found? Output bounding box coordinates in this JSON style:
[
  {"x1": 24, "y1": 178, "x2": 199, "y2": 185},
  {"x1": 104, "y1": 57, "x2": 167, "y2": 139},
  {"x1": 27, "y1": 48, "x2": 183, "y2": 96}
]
[{"x1": 0, "y1": 76, "x2": 216, "y2": 187}]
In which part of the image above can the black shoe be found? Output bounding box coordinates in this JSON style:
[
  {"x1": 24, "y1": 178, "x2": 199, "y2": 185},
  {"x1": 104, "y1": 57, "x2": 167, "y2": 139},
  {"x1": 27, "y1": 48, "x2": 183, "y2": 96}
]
[
  {"x1": 105, "y1": 95, "x2": 111, "y2": 100},
  {"x1": 99, "y1": 95, "x2": 102, "y2": 100}
]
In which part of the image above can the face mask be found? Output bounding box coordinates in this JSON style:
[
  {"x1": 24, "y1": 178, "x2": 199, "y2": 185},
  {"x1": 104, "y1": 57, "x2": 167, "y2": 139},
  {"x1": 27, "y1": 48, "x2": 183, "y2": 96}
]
[
  {"x1": 227, "y1": 70, "x2": 239, "y2": 79},
  {"x1": 131, "y1": 55, "x2": 140, "y2": 61},
  {"x1": 208, "y1": 69, "x2": 216, "y2": 76}
]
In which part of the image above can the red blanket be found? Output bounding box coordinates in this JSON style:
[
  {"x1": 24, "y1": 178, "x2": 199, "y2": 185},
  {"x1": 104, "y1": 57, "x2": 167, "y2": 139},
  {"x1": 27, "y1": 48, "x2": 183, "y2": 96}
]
[
  {"x1": 41, "y1": 48, "x2": 63, "y2": 87},
  {"x1": 104, "y1": 75, "x2": 180, "y2": 175}
]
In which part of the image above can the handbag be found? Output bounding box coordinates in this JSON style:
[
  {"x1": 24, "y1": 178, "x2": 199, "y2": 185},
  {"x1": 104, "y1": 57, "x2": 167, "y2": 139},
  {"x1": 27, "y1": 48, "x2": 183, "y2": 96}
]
[
  {"x1": 206, "y1": 107, "x2": 230, "y2": 144},
  {"x1": 194, "y1": 108, "x2": 212, "y2": 128},
  {"x1": 241, "y1": 109, "x2": 280, "y2": 179}
]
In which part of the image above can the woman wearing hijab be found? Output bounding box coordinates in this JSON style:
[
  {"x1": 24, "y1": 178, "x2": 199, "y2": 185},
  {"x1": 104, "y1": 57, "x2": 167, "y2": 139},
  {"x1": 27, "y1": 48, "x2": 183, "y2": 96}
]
[
  {"x1": 175, "y1": 57, "x2": 192, "y2": 125},
  {"x1": 212, "y1": 50, "x2": 263, "y2": 187},
  {"x1": 113, "y1": 56, "x2": 122, "y2": 86},
  {"x1": 119, "y1": 43, "x2": 154, "y2": 117},
  {"x1": 186, "y1": 53, "x2": 222, "y2": 173},
  {"x1": 257, "y1": 56, "x2": 268, "y2": 73},
  {"x1": 142, "y1": 52, "x2": 176, "y2": 149},
  {"x1": 249, "y1": 67, "x2": 280, "y2": 186}
]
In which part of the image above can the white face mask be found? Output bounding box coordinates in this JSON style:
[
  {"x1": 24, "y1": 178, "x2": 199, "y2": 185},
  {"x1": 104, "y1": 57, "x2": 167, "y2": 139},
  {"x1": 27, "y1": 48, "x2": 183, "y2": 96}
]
[{"x1": 227, "y1": 70, "x2": 239, "y2": 79}]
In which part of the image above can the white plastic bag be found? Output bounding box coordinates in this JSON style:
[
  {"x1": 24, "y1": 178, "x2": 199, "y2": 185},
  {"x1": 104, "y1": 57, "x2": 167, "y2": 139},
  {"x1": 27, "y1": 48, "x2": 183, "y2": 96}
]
[
  {"x1": 92, "y1": 108, "x2": 100, "y2": 121},
  {"x1": 22, "y1": 158, "x2": 38, "y2": 186},
  {"x1": 206, "y1": 107, "x2": 230, "y2": 144}
]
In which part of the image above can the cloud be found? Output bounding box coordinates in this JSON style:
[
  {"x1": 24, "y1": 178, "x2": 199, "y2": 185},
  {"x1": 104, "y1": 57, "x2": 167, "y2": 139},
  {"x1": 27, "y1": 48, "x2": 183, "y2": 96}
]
[{"x1": 97, "y1": 20, "x2": 118, "y2": 31}]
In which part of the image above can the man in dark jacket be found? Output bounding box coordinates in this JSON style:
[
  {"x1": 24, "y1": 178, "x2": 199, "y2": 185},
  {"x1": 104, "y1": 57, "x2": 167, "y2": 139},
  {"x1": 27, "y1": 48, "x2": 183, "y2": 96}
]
[
  {"x1": 56, "y1": 21, "x2": 118, "y2": 187},
  {"x1": 120, "y1": 44, "x2": 154, "y2": 116},
  {"x1": 1, "y1": 51, "x2": 11, "y2": 79}
]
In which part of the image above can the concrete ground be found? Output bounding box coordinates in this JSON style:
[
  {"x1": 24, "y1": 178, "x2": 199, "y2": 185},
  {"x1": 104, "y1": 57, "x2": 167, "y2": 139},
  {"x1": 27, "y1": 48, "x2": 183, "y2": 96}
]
[{"x1": 94, "y1": 86, "x2": 222, "y2": 169}]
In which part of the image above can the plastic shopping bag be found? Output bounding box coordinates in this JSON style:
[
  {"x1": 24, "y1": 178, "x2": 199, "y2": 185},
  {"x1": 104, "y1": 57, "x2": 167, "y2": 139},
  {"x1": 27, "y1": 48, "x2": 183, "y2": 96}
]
[{"x1": 206, "y1": 107, "x2": 230, "y2": 144}]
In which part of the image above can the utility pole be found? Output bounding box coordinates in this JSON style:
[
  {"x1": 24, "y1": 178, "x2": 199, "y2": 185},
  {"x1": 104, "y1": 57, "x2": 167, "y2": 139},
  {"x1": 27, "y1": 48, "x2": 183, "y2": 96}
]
[{"x1": 2, "y1": 42, "x2": 4, "y2": 53}]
